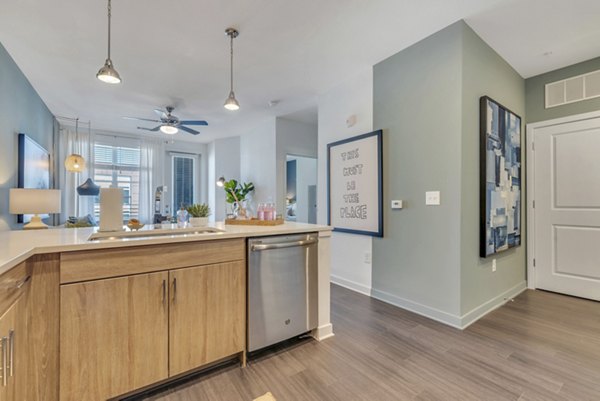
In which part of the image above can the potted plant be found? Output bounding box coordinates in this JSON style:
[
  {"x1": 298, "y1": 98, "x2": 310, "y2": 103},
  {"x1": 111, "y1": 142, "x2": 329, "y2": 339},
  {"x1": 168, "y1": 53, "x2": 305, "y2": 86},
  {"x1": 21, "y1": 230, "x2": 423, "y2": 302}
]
[
  {"x1": 222, "y1": 179, "x2": 255, "y2": 219},
  {"x1": 186, "y1": 203, "x2": 211, "y2": 227}
]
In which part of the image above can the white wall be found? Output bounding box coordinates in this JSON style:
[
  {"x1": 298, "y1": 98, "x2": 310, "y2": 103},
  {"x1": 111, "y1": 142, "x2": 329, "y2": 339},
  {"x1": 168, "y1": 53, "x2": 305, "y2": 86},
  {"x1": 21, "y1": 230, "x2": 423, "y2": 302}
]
[
  {"x1": 208, "y1": 136, "x2": 241, "y2": 221},
  {"x1": 240, "y1": 119, "x2": 277, "y2": 209},
  {"x1": 276, "y1": 118, "x2": 318, "y2": 216},
  {"x1": 317, "y1": 69, "x2": 374, "y2": 295}
]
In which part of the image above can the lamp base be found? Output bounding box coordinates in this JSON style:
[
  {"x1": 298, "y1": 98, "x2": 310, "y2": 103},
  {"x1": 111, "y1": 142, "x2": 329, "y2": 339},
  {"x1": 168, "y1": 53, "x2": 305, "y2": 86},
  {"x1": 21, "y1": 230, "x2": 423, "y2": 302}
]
[{"x1": 23, "y1": 215, "x2": 49, "y2": 230}]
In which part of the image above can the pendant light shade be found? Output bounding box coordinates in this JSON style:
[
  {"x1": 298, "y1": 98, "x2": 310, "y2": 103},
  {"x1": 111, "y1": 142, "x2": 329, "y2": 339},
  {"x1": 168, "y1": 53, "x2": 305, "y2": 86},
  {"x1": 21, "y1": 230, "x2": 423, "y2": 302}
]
[
  {"x1": 77, "y1": 178, "x2": 101, "y2": 196},
  {"x1": 65, "y1": 154, "x2": 86, "y2": 173},
  {"x1": 224, "y1": 28, "x2": 240, "y2": 111},
  {"x1": 97, "y1": 59, "x2": 121, "y2": 84},
  {"x1": 224, "y1": 91, "x2": 240, "y2": 111},
  {"x1": 97, "y1": 0, "x2": 121, "y2": 84}
]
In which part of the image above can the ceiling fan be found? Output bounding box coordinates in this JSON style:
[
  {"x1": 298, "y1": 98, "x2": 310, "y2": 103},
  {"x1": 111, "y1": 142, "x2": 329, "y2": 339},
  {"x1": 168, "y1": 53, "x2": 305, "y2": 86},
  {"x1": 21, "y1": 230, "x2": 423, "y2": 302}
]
[{"x1": 124, "y1": 106, "x2": 208, "y2": 135}]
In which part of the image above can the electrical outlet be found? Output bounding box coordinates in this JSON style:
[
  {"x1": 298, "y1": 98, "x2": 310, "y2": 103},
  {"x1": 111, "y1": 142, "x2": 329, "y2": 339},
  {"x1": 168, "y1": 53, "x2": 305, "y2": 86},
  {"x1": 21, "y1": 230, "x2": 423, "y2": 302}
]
[
  {"x1": 492, "y1": 259, "x2": 497, "y2": 272},
  {"x1": 364, "y1": 252, "x2": 372, "y2": 264},
  {"x1": 425, "y1": 191, "x2": 441, "y2": 206}
]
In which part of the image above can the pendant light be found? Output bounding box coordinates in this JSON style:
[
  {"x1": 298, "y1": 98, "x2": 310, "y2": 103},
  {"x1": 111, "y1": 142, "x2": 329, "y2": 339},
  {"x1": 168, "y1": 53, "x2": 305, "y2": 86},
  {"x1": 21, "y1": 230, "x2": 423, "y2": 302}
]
[
  {"x1": 64, "y1": 119, "x2": 86, "y2": 173},
  {"x1": 96, "y1": 0, "x2": 121, "y2": 84},
  {"x1": 77, "y1": 122, "x2": 100, "y2": 196},
  {"x1": 224, "y1": 28, "x2": 240, "y2": 111}
]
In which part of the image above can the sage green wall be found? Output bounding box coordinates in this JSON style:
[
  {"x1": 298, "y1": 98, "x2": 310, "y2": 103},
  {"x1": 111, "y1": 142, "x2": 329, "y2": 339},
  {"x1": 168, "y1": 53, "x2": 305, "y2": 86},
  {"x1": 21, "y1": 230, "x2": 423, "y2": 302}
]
[
  {"x1": 372, "y1": 22, "x2": 464, "y2": 317},
  {"x1": 372, "y1": 21, "x2": 527, "y2": 324},
  {"x1": 0, "y1": 42, "x2": 55, "y2": 230},
  {"x1": 460, "y1": 24, "x2": 526, "y2": 316},
  {"x1": 526, "y1": 57, "x2": 600, "y2": 123}
]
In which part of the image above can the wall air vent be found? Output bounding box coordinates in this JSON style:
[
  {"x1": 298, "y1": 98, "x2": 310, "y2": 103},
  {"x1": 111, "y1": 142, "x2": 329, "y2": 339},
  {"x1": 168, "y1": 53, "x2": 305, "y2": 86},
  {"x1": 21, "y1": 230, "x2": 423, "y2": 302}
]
[{"x1": 545, "y1": 69, "x2": 600, "y2": 108}]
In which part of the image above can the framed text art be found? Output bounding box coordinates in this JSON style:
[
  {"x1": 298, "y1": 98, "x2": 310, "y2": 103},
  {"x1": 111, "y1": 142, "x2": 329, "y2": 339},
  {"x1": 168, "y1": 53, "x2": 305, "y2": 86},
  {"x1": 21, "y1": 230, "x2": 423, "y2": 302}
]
[
  {"x1": 327, "y1": 130, "x2": 383, "y2": 237},
  {"x1": 480, "y1": 96, "x2": 522, "y2": 257}
]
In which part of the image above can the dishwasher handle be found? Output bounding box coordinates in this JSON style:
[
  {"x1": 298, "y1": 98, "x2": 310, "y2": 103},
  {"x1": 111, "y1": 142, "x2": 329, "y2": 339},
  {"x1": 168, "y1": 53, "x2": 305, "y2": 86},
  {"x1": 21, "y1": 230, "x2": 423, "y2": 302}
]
[{"x1": 251, "y1": 238, "x2": 317, "y2": 252}]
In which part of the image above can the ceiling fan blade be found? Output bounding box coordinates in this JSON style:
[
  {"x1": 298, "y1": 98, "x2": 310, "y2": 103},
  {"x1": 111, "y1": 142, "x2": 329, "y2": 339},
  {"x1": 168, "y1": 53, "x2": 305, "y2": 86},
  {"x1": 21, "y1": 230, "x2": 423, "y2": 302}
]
[
  {"x1": 154, "y1": 109, "x2": 168, "y2": 119},
  {"x1": 179, "y1": 120, "x2": 208, "y2": 126},
  {"x1": 137, "y1": 126, "x2": 162, "y2": 132},
  {"x1": 179, "y1": 126, "x2": 200, "y2": 135},
  {"x1": 123, "y1": 117, "x2": 161, "y2": 123}
]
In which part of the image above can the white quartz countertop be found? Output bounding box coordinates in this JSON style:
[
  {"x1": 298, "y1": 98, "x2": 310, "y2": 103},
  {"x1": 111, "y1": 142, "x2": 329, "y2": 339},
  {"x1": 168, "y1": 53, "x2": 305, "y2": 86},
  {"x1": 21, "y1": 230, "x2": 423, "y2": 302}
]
[{"x1": 0, "y1": 221, "x2": 332, "y2": 275}]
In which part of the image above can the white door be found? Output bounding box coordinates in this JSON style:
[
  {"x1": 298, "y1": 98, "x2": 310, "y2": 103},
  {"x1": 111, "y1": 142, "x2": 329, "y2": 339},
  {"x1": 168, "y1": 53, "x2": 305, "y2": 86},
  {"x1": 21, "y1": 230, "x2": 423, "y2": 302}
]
[{"x1": 532, "y1": 115, "x2": 600, "y2": 301}]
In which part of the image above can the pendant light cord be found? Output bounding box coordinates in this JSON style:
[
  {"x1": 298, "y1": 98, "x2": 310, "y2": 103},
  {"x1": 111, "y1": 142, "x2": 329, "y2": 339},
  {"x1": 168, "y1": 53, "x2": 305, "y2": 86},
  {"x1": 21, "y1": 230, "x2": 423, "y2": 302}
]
[
  {"x1": 107, "y1": 0, "x2": 112, "y2": 60},
  {"x1": 229, "y1": 34, "x2": 234, "y2": 93}
]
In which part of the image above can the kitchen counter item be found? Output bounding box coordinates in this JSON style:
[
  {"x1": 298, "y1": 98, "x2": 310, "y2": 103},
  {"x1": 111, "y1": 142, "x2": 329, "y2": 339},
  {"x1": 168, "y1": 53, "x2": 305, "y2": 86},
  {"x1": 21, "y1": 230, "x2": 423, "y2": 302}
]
[
  {"x1": 225, "y1": 218, "x2": 284, "y2": 226},
  {"x1": 248, "y1": 233, "x2": 318, "y2": 352},
  {"x1": 99, "y1": 188, "x2": 124, "y2": 232}
]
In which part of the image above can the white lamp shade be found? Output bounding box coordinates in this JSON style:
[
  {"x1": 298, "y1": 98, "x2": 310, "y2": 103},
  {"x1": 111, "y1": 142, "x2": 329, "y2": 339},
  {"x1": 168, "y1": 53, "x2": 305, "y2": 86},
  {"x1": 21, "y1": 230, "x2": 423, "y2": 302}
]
[{"x1": 9, "y1": 189, "x2": 62, "y2": 215}]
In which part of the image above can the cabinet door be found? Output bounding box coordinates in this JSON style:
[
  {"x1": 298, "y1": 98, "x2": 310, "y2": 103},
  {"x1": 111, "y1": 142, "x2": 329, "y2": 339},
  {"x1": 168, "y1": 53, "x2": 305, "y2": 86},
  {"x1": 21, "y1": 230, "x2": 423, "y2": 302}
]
[
  {"x1": 60, "y1": 272, "x2": 169, "y2": 401},
  {"x1": 0, "y1": 302, "x2": 16, "y2": 401},
  {"x1": 169, "y1": 261, "x2": 245, "y2": 376}
]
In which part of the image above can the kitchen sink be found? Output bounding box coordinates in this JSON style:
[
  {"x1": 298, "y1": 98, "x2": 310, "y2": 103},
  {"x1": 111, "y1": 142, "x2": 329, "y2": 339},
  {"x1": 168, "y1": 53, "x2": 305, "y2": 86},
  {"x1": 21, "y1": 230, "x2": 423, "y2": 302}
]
[{"x1": 88, "y1": 225, "x2": 225, "y2": 242}]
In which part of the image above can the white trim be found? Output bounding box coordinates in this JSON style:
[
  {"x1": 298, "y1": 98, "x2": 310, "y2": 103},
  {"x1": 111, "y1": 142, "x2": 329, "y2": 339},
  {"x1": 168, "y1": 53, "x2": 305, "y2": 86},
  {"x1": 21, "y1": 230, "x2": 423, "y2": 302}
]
[
  {"x1": 310, "y1": 324, "x2": 334, "y2": 341},
  {"x1": 370, "y1": 288, "x2": 462, "y2": 328},
  {"x1": 330, "y1": 274, "x2": 371, "y2": 296},
  {"x1": 526, "y1": 109, "x2": 600, "y2": 291},
  {"x1": 460, "y1": 281, "x2": 527, "y2": 329}
]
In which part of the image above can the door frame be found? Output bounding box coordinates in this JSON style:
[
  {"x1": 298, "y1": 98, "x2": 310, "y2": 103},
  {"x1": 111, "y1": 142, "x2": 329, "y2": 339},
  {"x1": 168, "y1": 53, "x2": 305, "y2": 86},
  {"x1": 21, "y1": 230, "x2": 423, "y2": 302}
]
[{"x1": 526, "y1": 109, "x2": 600, "y2": 290}]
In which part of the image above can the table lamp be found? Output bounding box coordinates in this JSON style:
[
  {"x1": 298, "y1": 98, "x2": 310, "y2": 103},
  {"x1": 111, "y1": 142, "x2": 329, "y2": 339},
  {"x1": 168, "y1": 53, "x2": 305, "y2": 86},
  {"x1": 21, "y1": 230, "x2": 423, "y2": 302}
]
[{"x1": 9, "y1": 188, "x2": 62, "y2": 230}]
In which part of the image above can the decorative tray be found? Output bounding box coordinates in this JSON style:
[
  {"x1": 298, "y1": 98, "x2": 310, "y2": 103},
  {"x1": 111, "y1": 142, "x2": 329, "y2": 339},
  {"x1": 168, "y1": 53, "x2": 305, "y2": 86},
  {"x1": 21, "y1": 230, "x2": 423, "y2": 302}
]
[{"x1": 225, "y1": 218, "x2": 284, "y2": 226}]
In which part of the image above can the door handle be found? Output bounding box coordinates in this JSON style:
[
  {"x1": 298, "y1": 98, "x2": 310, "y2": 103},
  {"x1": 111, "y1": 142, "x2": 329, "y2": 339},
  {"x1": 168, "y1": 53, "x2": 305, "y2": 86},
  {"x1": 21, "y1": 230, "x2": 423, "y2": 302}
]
[
  {"x1": 162, "y1": 280, "x2": 166, "y2": 306},
  {"x1": 8, "y1": 330, "x2": 13, "y2": 377},
  {"x1": 172, "y1": 277, "x2": 177, "y2": 304},
  {"x1": 15, "y1": 275, "x2": 31, "y2": 289},
  {"x1": 251, "y1": 238, "x2": 317, "y2": 252},
  {"x1": 1, "y1": 337, "x2": 6, "y2": 387}
]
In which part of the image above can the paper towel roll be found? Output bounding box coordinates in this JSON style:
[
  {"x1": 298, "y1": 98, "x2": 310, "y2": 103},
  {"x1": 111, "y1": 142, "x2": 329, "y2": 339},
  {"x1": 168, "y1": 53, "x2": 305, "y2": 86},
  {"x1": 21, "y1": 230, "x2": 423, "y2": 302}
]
[{"x1": 99, "y1": 188, "x2": 124, "y2": 232}]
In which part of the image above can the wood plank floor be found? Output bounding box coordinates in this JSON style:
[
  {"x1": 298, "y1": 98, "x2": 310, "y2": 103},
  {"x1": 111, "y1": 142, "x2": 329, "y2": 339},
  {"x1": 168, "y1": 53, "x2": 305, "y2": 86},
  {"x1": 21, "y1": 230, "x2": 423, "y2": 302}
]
[{"x1": 138, "y1": 285, "x2": 600, "y2": 401}]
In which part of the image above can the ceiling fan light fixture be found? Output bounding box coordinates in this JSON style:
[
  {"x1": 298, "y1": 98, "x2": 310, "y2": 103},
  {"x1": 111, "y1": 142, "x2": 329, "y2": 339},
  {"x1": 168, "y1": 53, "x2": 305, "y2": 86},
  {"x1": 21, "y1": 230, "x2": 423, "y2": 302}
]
[
  {"x1": 97, "y1": 0, "x2": 121, "y2": 84},
  {"x1": 224, "y1": 28, "x2": 240, "y2": 111},
  {"x1": 96, "y1": 58, "x2": 121, "y2": 84},
  {"x1": 160, "y1": 124, "x2": 178, "y2": 135},
  {"x1": 224, "y1": 91, "x2": 240, "y2": 111}
]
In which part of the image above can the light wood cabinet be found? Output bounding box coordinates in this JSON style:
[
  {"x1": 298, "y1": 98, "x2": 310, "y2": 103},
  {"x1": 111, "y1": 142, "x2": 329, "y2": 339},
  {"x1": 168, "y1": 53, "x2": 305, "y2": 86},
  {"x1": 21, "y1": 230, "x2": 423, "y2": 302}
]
[
  {"x1": 0, "y1": 301, "x2": 16, "y2": 401},
  {"x1": 60, "y1": 272, "x2": 169, "y2": 401},
  {"x1": 169, "y1": 261, "x2": 246, "y2": 376},
  {"x1": 59, "y1": 239, "x2": 246, "y2": 400}
]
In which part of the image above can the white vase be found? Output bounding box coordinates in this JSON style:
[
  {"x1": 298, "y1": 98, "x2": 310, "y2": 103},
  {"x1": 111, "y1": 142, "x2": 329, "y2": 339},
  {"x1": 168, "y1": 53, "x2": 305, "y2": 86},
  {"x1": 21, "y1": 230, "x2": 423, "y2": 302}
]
[{"x1": 189, "y1": 217, "x2": 209, "y2": 227}]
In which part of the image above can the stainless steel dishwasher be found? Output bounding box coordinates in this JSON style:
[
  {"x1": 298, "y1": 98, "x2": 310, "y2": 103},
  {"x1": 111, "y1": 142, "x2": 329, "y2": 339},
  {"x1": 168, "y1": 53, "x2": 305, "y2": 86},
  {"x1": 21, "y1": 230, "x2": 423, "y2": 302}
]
[{"x1": 248, "y1": 233, "x2": 318, "y2": 352}]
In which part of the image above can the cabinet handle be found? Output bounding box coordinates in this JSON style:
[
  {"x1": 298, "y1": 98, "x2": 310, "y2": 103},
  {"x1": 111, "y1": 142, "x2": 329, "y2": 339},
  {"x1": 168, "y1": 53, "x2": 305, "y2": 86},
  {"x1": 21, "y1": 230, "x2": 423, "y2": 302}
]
[
  {"x1": 1, "y1": 337, "x2": 6, "y2": 387},
  {"x1": 172, "y1": 277, "x2": 177, "y2": 304},
  {"x1": 15, "y1": 275, "x2": 31, "y2": 289},
  {"x1": 162, "y1": 279, "x2": 166, "y2": 306},
  {"x1": 8, "y1": 330, "x2": 13, "y2": 377}
]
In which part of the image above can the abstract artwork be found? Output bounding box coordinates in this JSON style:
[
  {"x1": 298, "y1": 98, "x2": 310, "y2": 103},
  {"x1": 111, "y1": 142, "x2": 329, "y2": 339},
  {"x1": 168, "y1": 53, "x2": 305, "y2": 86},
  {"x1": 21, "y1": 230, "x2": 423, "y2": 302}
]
[{"x1": 480, "y1": 97, "x2": 521, "y2": 257}]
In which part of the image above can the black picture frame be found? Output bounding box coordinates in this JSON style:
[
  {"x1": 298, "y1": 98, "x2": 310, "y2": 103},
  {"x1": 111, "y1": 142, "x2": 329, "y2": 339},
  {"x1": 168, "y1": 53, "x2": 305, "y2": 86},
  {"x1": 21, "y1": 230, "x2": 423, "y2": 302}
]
[
  {"x1": 327, "y1": 130, "x2": 383, "y2": 237},
  {"x1": 480, "y1": 96, "x2": 522, "y2": 257}
]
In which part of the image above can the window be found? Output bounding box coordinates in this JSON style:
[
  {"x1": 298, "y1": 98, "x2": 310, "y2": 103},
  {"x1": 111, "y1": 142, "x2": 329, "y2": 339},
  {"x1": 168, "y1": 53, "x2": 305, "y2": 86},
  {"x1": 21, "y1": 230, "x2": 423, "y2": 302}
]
[
  {"x1": 172, "y1": 154, "x2": 196, "y2": 210},
  {"x1": 93, "y1": 139, "x2": 141, "y2": 222}
]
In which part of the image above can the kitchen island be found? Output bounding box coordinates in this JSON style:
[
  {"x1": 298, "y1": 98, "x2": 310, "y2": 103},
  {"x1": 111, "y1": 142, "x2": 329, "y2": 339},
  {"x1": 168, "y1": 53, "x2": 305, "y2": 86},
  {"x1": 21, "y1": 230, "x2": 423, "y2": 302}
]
[{"x1": 0, "y1": 222, "x2": 333, "y2": 401}]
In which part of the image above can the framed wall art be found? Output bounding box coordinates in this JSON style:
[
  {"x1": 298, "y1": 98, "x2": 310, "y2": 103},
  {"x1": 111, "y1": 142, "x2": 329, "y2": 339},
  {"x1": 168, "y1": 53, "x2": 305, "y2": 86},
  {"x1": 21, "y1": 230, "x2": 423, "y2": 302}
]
[
  {"x1": 480, "y1": 96, "x2": 521, "y2": 257},
  {"x1": 327, "y1": 130, "x2": 383, "y2": 237}
]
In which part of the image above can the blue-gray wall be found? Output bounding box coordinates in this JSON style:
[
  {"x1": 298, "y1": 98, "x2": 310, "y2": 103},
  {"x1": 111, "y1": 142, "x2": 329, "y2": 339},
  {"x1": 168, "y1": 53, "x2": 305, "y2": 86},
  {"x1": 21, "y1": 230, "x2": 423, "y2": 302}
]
[
  {"x1": 372, "y1": 21, "x2": 527, "y2": 326},
  {"x1": 0, "y1": 42, "x2": 55, "y2": 230},
  {"x1": 526, "y1": 56, "x2": 600, "y2": 123}
]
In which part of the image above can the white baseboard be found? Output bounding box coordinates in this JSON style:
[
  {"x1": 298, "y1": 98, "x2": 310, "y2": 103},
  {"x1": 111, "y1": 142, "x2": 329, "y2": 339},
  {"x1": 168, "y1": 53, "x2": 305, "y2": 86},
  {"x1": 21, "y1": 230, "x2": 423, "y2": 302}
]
[
  {"x1": 311, "y1": 324, "x2": 334, "y2": 341},
  {"x1": 330, "y1": 274, "x2": 371, "y2": 296},
  {"x1": 370, "y1": 288, "x2": 463, "y2": 328},
  {"x1": 459, "y1": 281, "x2": 527, "y2": 329}
]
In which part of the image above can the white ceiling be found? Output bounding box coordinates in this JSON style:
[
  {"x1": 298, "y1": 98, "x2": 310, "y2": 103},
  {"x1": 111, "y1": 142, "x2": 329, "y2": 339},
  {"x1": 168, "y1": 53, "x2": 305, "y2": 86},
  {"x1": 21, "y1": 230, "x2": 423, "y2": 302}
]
[{"x1": 1, "y1": 0, "x2": 599, "y2": 143}]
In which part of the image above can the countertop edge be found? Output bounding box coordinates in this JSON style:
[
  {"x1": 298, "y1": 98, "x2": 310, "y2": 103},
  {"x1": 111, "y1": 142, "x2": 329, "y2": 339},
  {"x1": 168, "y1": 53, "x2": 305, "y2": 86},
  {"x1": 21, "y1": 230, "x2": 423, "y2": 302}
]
[{"x1": 0, "y1": 223, "x2": 333, "y2": 275}]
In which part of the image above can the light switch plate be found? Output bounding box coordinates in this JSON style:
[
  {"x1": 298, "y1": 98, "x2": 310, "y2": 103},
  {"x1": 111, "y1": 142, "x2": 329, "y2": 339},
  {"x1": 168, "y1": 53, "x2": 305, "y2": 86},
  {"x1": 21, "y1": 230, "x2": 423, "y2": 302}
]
[
  {"x1": 425, "y1": 191, "x2": 441, "y2": 206},
  {"x1": 391, "y1": 200, "x2": 403, "y2": 209}
]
